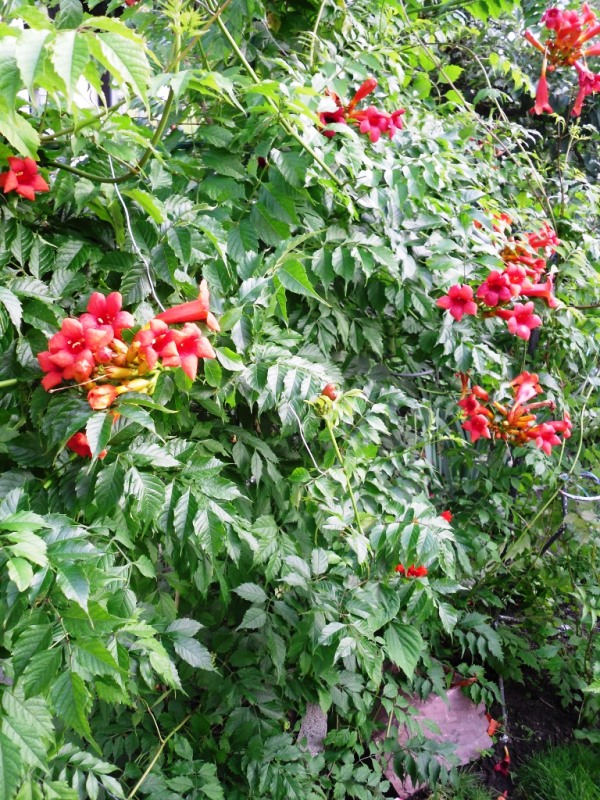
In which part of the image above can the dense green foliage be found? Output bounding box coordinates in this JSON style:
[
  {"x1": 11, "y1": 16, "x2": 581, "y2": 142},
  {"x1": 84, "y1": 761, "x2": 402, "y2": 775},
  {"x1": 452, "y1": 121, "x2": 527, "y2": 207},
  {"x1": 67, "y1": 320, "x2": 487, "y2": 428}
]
[
  {"x1": 0, "y1": 0, "x2": 599, "y2": 798},
  {"x1": 517, "y1": 743, "x2": 600, "y2": 800}
]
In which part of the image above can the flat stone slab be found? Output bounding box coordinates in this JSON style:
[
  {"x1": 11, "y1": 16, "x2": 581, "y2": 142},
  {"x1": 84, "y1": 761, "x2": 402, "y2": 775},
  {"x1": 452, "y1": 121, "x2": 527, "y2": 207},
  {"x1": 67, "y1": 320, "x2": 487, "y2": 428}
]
[{"x1": 383, "y1": 686, "x2": 494, "y2": 798}]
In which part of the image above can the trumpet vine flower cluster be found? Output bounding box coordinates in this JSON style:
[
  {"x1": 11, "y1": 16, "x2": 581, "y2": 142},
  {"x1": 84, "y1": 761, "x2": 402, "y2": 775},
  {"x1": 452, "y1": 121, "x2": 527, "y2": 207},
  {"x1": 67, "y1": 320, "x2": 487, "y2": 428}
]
[
  {"x1": 525, "y1": 4, "x2": 600, "y2": 116},
  {"x1": 458, "y1": 372, "x2": 572, "y2": 455},
  {"x1": 37, "y1": 281, "x2": 219, "y2": 416},
  {"x1": 318, "y1": 78, "x2": 405, "y2": 142},
  {"x1": 437, "y1": 218, "x2": 559, "y2": 341}
]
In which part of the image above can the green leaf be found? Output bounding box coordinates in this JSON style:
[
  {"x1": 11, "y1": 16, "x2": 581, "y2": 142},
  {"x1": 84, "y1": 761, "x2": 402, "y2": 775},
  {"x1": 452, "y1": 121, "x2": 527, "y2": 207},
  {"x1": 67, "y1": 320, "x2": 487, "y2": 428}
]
[
  {"x1": 173, "y1": 488, "x2": 198, "y2": 540},
  {"x1": 87, "y1": 32, "x2": 150, "y2": 106},
  {"x1": 73, "y1": 640, "x2": 125, "y2": 679},
  {"x1": 384, "y1": 623, "x2": 424, "y2": 680},
  {"x1": 166, "y1": 618, "x2": 203, "y2": 637},
  {"x1": 12, "y1": 625, "x2": 52, "y2": 679},
  {"x1": 57, "y1": 564, "x2": 90, "y2": 611},
  {"x1": 0, "y1": 107, "x2": 40, "y2": 159},
  {"x1": 0, "y1": 511, "x2": 48, "y2": 532},
  {"x1": 2, "y1": 692, "x2": 53, "y2": 770},
  {"x1": 0, "y1": 288, "x2": 22, "y2": 330},
  {"x1": 438, "y1": 65, "x2": 464, "y2": 84},
  {"x1": 22, "y1": 649, "x2": 62, "y2": 698},
  {"x1": 116, "y1": 404, "x2": 157, "y2": 436},
  {"x1": 15, "y1": 29, "x2": 50, "y2": 95},
  {"x1": 215, "y1": 347, "x2": 245, "y2": 372},
  {"x1": 0, "y1": 731, "x2": 23, "y2": 800},
  {"x1": 95, "y1": 461, "x2": 125, "y2": 509},
  {"x1": 134, "y1": 555, "x2": 156, "y2": 577},
  {"x1": 172, "y1": 638, "x2": 215, "y2": 670},
  {"x1": 311, "y1": 549, "x2": 329, "y2": 576},
  {"x1": 50, "y1": 671, "x2": 97, "y2": 748},
  {"x1": 7, "y1": 557, "x2": 33, "y2": 592},
  {"x1": 4, "y1": 530, "x2": 48, "y2": 567},
  {"x1": 234, "y1": 583, "x2": 267, "y2": 604},
  {"x1": 43, "y1": 396, "x2": 94, "y2": 450},
  {"x1": 85, "y1": 412, "x2": 113, "y2": 459},
  {"x1": 276, "y1": 260, "x2": 328, "y2": 303},
  {"x1": 198, "y1": 763, "x2": 224, "y2": 800},
  {"x1": 122, "y1": 189, "x2": 166, "y2": 224},
  {"x1": 56, "y1": 0, "x2": 83, "y2": 29},
  {"x1": 237, "y1": 606, "x2": 267, "y2": 630},
  {"x1": 51, "y1": 31, "x2": 89, "y2": 107},
  {"x1": 125, "y1": 468, "x2": 165, "y2": 517}
]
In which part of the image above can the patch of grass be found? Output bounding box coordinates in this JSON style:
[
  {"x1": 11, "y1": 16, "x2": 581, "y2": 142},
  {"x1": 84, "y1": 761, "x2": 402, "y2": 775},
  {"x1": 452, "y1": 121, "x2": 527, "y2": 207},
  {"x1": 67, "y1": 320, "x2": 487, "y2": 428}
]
[
  {"x1": 431, "y1": 772, "x2": 495, "y2": 800},
  {"x1": 517, "y1": 743, "x2": 600, "y2": 800}
]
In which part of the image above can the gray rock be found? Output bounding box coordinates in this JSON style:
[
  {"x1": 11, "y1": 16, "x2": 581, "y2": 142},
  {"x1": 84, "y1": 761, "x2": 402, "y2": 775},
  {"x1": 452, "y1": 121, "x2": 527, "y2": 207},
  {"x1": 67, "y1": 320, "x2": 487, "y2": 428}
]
[{"x1": 297, "y1": 702, "x2": 328, "y2": 756}]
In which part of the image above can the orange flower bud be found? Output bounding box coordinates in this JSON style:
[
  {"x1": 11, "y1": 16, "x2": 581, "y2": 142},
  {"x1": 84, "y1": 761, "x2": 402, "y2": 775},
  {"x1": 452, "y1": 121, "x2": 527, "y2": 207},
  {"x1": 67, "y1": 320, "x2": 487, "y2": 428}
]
[{"x1": 88, "y1": 385, "x2": 118, "y2": 410}]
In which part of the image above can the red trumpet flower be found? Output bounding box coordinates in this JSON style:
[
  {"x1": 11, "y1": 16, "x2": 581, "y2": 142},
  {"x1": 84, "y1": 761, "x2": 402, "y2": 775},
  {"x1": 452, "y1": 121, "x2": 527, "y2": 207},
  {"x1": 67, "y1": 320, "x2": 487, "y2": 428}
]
[
  {"x1": 156, "y1": 280, "x2": 220, "y2": 332},
  {"x1": 0, "y1": 156, "x2": 50, "y2": 201}
]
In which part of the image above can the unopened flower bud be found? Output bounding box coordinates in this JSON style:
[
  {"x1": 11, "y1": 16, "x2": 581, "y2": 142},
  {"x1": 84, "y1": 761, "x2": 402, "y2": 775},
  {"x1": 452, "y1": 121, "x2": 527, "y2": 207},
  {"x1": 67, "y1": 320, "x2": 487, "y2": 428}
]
[
  {"x1": 321, "y1": 383, "x2": 338, "y2": 401},
  {"x1": 88, "y1": 384, "x2": 118, "y2": 410}
]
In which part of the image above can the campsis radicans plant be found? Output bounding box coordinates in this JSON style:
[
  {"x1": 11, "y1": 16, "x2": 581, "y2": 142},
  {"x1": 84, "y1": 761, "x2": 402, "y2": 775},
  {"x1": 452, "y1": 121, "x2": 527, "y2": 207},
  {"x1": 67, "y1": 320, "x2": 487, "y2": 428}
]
[
  {"x1": 458, "y1": 372, "x2": 572, "y2": 455},
  {"x1": 318, "y1": 78, "x2": 405, "y2": 142},
  {"x1": 37, "y1": 281, "x2": 219, "y2": 419},
  {"x1": 437, "y1": 219, "x2": 559, "y2": 341},
  {"x1": 525, "y1": 4, "x2": 600, "y2": 116}
]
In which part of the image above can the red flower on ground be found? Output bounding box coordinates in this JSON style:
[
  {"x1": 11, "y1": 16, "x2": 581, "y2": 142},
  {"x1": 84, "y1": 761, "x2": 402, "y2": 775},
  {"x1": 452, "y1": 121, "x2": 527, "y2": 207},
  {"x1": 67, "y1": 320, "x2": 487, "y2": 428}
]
[
  {"x1": 155, "y1": 279, "x2": 220, "y2": 332},
  {"x1": 494, "y1": 746, "x2": 511, "y2": 777},
  {"x1": 437, "y1": 284, "x2": 478, "y2": 321},
  {"x1": 66, "y1": 433, "x2": 107, "y2": 459},
  {"x1": 0, "y1": 157, "x2": 50, "y2": 201},
  {"x1": 440, "y1": 510, "x2": 453, "y2": 523}
]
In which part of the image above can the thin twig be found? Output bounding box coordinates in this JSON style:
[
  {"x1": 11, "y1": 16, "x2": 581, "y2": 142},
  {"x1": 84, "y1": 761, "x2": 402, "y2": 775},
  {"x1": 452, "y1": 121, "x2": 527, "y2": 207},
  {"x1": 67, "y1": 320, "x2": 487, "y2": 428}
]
[
  {"x1": 285, "y1": 403, "x2": 326, "y2": 475},
  {"x1": 108, "y1": 156, "x2": 165, "y2": 311},
  {"x1": 126, "y1": 714, "x2": 191, "y2": 799}
]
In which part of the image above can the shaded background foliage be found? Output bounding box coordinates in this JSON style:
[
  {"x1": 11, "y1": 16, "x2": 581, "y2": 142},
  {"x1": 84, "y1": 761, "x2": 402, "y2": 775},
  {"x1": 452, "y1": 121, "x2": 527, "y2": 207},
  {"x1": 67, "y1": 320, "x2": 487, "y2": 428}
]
[{"x1": 0, "y1": 0, "x2": 600, "y2": 798}]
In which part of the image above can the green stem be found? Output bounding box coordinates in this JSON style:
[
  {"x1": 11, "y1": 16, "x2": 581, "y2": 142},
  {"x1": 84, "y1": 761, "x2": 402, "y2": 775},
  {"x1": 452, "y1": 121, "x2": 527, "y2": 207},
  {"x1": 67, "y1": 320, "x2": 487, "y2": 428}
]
[
  {"x1": 212, "y1": 10, "x2": 344, "y2": 187},
  {"x1": 309, "y1": 0, "x2": 328, "y2": 71},
  {"x1": 325, "y1": 419, "x2": 365, "y2": 537},
  {"x1": 126, "y1": 714, "x2": 192, "y2": 799},
  {"x1": 41, "y1": 99, "x2": 127, "y2": 143},
  {"x1": 0, "y1": 378, "x2": 18, "y2": 388}
]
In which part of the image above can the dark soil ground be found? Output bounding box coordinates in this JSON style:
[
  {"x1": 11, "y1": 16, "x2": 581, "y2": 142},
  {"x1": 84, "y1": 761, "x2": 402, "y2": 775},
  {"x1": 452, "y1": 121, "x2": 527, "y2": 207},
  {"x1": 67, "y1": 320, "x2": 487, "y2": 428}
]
[{"x1": 408, "y1": 677, "x2": 581, "y2": 799}]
